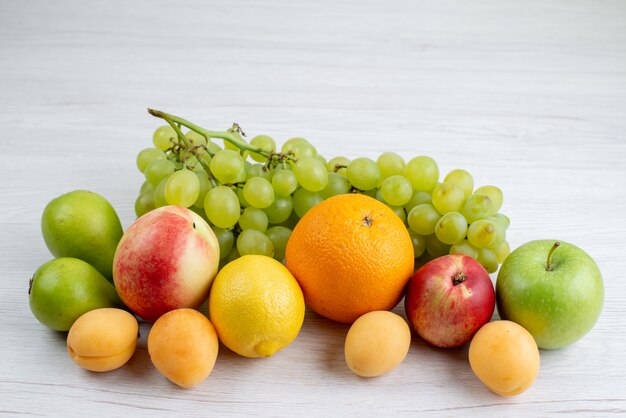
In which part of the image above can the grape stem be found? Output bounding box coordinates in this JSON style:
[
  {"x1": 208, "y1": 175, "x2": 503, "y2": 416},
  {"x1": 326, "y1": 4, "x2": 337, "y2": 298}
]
[
  {"x1": 148, "y1": 108, "x2": 270, "y2": 158},
  {"x1": 158, "y1": 116, "x2": 215, "y2": 184}
]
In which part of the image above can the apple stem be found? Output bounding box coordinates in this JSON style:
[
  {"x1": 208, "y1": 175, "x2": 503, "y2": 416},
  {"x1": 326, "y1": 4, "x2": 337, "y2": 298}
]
[
  {"x1": 452, "y1": 272, "x2": 467, "y2": 286},
  {"x1": 546, "y1": 241, "x2": 561, "y2": 271}
]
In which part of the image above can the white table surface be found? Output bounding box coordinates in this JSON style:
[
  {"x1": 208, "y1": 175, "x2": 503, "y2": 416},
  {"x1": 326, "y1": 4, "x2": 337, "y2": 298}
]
[{"x1": 1, "y1": 0, "x2": 625, "y2": 416}]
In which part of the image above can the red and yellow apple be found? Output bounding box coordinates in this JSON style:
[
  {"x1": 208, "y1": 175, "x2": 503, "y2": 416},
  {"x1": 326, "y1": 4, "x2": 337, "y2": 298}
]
[
  {"x1": 113, "y1": 206, "x2": 220, "y2": 322},
  {"x1": 405, "y1": 254, "x2": 495, "y2": 348}
]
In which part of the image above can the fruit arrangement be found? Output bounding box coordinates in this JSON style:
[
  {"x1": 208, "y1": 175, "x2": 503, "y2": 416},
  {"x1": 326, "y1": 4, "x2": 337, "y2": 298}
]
[
  {"x1": 28, "y1": 109, "x2": 604, "y2": 396},
  {"x1": 135, "y1": 109, "x2": 512, "y2": 273}
]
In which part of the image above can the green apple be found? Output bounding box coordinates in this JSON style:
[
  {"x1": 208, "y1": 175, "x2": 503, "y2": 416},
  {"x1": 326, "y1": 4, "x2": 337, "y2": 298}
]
[
  {"x1": 496, "y1": 240, "x2": 603, "y2": 349},
  {"x1": 29, "y1": 257, "x2": 123, "y2": 331},
  {"x1": 41, "y1": 190, "x2": 123, "y2": 280}
]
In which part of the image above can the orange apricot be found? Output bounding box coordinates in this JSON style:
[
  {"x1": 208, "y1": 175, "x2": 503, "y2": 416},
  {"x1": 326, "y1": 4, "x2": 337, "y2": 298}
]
[
  {"x1": 469, "y1": 320, "x2": 540, "y2": 396},
  {"x1": 148, "y1": 308, "x2": 219, "y2": 388}
]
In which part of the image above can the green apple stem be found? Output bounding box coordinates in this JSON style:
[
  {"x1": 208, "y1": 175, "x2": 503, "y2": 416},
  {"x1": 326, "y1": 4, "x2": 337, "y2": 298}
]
[{"x1": 546, "y1": 241, "x2": 561, "y2": 271}]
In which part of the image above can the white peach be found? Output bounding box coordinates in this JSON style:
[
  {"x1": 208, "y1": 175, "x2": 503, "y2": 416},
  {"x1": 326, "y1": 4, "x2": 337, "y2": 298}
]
[{"x1": 113, "y1": 206, "x2": 220, "y2": 322}]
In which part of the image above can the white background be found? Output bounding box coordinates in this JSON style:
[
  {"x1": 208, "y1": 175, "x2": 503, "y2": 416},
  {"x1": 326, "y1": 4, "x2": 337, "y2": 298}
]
[{"x1": 1, "y1": 0, "x2": 625, "y2": 416}]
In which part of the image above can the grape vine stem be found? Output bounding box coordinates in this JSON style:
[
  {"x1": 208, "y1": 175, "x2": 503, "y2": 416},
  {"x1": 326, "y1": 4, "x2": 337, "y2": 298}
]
[{"x1": 148, "y1": 108, "x2": 270, "y2": 157}]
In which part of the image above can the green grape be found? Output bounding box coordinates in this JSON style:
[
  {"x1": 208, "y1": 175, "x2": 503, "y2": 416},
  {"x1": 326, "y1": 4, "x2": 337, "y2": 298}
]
[
  {"x1": 264, "y1": 196, "x2": 293, "y2": 224},
  {"x1": 206, "y1": 140, "x2": 222, "y2": 155},
  {"x1": 188, "y1": 205, "x2": 210, "y2": 223},
  {"x1": 347, "y1": 157, "x2": 381, "y2": 191},
  {"x1": 193, "y1": 171, "x2": 213, "y2": 209},
  {"x1": 237, "y1": 229, "x2": 274, "y2": 257},
  {"x1": 425, "y1": 234, "x2": 451, "y2": 259},
  {"x1": 239, "y1": 207, "x2": 269, "y2": 231},
  {"x1": 327, "y1": 156, "x2": 350, "y2": 176},
  {"x1": 192, "y1": 162, "x2": 206, "y2": 173},
  {"x1": 488, "y1": 215, "x2": 507, "y2": 245},
  {"x1": 320, "y1": 172, "x2": 351, "y2": 199},
  {"x1": 243, "y1": 177, "x2": 275, "y2": 209},
  {"x1": 461, "y1": 193, "x2": 493, "y2": 223},
  {"x1": 211, "y1": 226, "x2": 234, "y2": 260},
  {"x1": 435, "y1": 212, "x2": 468, "y2": 245},
  {"x1": 204, "y1": 186, "x2": 240, "y2": 228},
  {"x1": 450, "y1": 239, "x2": 479, "y2": 260},
  {"x1": 245, "y1": 162, "x2": 272, "y2": 181},
  {"x1": 281, "y1": 137, "x2": 309, "y2": 155},
  {"x1": 164, "y1": 169, "x2": 200, "y2": 207},
  {"x1": 293, "y1": 156, "x2": 328, "y2": 192},
  {"x1": 493, "y1": 213, "x2": 510, "y2": 229},
  {"x1": 192, "y1": 149, "x2": 211, "y2": 170},
  {"x1": 404, "y1": 190, "x2": 432, "y2": 213},
  {"x1": 232, "y1": 167, "x2": 247, "y2": 184},
  {"x1": 272, "y1": 169, "x2": 298, "y2": 197},
  {"x1": 408, "y1": 229, "x2": 427, "y2": 258},
  {"x1": 477, "y1": 248, "x2": 499, "y2": 273},
  {"x1": 224, "y1": 132, "x2": 248, "y2": 158},
  {"x1": 491, "y1": 240, "x2": 511, "y2": 263},
  {"x1": 380, "y1": 175, "x2": 413, "y2": 206},
  {"x1": 475, "y1": 185, "x2": 503, "y2": 215},
  {"x1": 258, "y1": 165, "x2": 273, "y2": 181},
  {"x1": 140, "y1": 180, "x2": 154, "y2": 194},
  {"x1": 281, "y1": 137, "x2": 317, "y2": 159},
  {"x1": 316, "y1": 154, "x2": 327, "y2": 166},
  {"x1": 290, "y1": 141, "x2": 318, "y2": 159},
  {"x1": 243, "y1": 162, "x2": 256, "y2": 179},
  {"x1": 152, "y1": 126, "x2": 177, "y2": 151},
  {"x1": 145, "y1": 159, "x2": 176, "y2": 187},
  {"x1": 210, "y1": 149, "x2": 245, "y2": 184},
  {"x1": 272, "y1": 210, "x2": 300, "y2": 230},
  {"x1": 377, "y1": 152, "x2": 405, "y2": 180},
  {"x1": 387, "y1": 205, "x2": 406, "y2": 224},
  {"x1": 182, "y1": 155, "x2": 199, "y2": 171},
  {"x1": 403, "y1": 156, "x2": 439, "y2": 192},
  {"x1": 431, "y1": 182, "x2": 466, "y2": 214},
  {"x1": 293, "y1": 188, "x2": 323, "y2": 218},
  {"x1": 467, "y1": 219, "x2": 497, "y2": 248},
  {"x1": 266, "y1": 226, "x2": 292, "y2": 261},
  {"x1": 444, "y1": 169, "x2": 474, "y2": 197},
  {"x1": 362, "y1": 188, "x2": 378, "y2": 199},
  {"x1": 237, "y1": 187, "x2": 251, "y2": 208},
  {"x1": 137, "y1": 148, "x2": 166, "y2": 173},
  {"x1": 219, "y1": 246, "x2": 240, "y2": 270},
  {"x1": 249, "y1": 135, "x2": 276, "y2": 162},
  {"x1": 185, "y1": 130, "x2": 207, "y2": 148},
  {"x1": 135, "y1": 191, "x2": 155, "y2": 218},
  {"x1": 407, "y1": 204, "x2": 441, "y2": 236},
  {"x1": 153, "y1": 178, "x2": 168, "y2": 208}
]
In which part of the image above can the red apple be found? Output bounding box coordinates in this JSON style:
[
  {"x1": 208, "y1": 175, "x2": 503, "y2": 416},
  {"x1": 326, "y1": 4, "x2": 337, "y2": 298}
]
[
  {"x1": 405, "y1": 254, "x2": 495, "y2": 348},
  {"x1": 113, "y1": 206, "x2": 220, "y2": 322}
]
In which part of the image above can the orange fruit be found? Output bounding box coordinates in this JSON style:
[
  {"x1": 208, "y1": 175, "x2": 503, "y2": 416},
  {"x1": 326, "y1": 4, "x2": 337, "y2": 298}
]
[{"x1": 285, "y1": 193, "x2": 414, "y2": 323}]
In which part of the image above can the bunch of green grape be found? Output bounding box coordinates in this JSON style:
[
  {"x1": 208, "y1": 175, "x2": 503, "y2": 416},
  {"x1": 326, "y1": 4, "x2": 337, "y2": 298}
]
[{"x1": 135, "y1": 116, "x2": 511, "y2": 273}]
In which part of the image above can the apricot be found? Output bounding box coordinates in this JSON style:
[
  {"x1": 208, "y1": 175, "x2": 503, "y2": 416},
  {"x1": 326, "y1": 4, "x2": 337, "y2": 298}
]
[
  {"x1": 345, "y1": 311, "x2": 411, "y2": 377},
  {"x1": 469, "y1": 320, "x2": 540, "y2": 396},
  {"x1": 148, "y1": 308, "x2": 219, "y2": 388},
  {"x1": 67, "y1": 308, "x2": 138, "y2": 372}
]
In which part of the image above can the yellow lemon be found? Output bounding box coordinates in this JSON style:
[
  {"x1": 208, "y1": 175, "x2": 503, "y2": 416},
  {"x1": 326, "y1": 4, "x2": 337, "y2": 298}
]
[{"x1": 208, "y1": 255, "x2": 305, "y2": 358}]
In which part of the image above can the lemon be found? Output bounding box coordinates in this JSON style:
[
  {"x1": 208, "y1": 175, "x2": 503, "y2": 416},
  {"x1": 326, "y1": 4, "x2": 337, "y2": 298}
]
[{"x1": 208, "y1": 255, "x2": 305, "y2": 358}]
